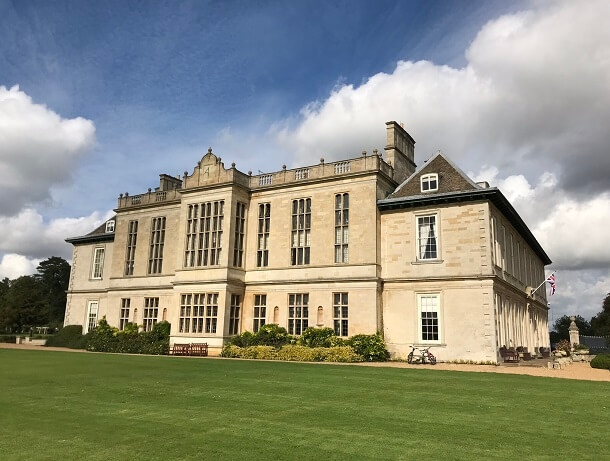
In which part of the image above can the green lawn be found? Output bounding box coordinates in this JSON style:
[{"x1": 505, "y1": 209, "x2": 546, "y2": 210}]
[{"x1": 1, "y1": 350, "x2": 608, "y2": 460}]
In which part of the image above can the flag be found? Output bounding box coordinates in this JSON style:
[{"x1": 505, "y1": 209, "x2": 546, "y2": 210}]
[{"x1": 546, "y1": 274, "x2": 556, "y2": 296}]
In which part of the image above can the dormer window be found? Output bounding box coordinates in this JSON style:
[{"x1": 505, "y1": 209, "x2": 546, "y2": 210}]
[
  {"x1": 105, "y1": 220, "x2": 115, "y2": 233},
  {"x1": 421, "y1": 173, "x2": 438, "y2": 193}
]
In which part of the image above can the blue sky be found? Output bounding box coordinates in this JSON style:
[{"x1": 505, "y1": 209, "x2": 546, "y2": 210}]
[
  {"x1": 2, "y1": 0, "x2": 523, "y2": 215},
  {"x1": 1, "y1": 0, "x2": 609, "y2": 323}
]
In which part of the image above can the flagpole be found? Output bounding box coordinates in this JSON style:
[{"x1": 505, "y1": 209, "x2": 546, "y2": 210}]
[{"x1": 530, "y1": 271, "x2": 555, "y2": 297}]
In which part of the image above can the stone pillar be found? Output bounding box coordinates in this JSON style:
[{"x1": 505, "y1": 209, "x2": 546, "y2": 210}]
[{"x1": 568, "y1": 316, "x2": 580, "y2": 349}]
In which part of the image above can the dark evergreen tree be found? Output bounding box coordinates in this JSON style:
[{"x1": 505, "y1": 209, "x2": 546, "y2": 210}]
[
  {"x1": 2, "y1": 276, "x2": 45, "y2": 332},
  {"x1": 34, "y1": 256, "x2": 71, "y2": 327},
  {"x1": 552, "y1": 315, "x2": 592, "y2": 341},
  {"x1": 590, "y1": 293, "x2": 610, "y2": 336},
  {"x1": 0, "y1": 257, "x2": 70, "y2": 332}
]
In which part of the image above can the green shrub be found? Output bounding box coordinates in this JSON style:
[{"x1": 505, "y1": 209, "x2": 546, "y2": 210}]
[
  {"x1": 136, "y1": 321, "x2": 171, "y2": 355},
  {"x1": 240, "y1": 345, "x2": 278, "y2": 360},
  {"x1": 85, "y1": 318, "x2": 170, "y2": 355},
  {"x1": 229, "y1": 324, "x2": 295, "y2": 348},
  {"x1": 276, "y1": 345, "x2": 323, "y2": 361},
  {"x1": 220, "y1": 344, "x2": 363, "y2": 363},
  {"x1": 45, "y1": 325, "x2": 87, "y2": 349},
  {"x1": 85, "y1": 318, "x2": 119, "y2": 352},
  {"x1": 319, "y1": 346, "x2": 362, "y2": 362},
  {"x1": 252, "y1": 324, "x2": 293, "y2": 347},
  {"x1": 221, "y1": 345, "x2": 278, "y2": 359},
  {"x1": 228, "y1": 331, "x2": 256, "y2": 347},
  {"x1": 328, "y1": 336, "x2": 346, "y2": 347},
  {"x1": 590, "y1": 353, "x2": 610, "y2": 370},
  {"x1": 346, "y1": 333, "x2": 389, "y2": 362},
  {"x1": 299, "y1": 327, "x2": 336, "y2": 348},
  {"x1": 0, "y1": 335, "x2": 17, "y2": 343},
  {"x1": 221, "y1": 344, "x2": 242, "y2": 358}
]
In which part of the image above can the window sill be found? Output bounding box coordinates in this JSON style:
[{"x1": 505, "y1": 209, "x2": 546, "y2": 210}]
[
  {"x1": 411, "y1": 259, "x2": 444, "y2": 265},
  {"x1": 414, "y1": 343, "x2": 446, "y2": 348}
]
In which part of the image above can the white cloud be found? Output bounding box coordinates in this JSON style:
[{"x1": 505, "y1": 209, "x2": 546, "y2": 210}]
[
  {"x1": 472, "y1": 167, "x2": 610, "y2": 271},
  {"x1": 0, "y1": 209, "x2": 112, "y2": 260},
  {"x1": 274, "y1": 0, "x2": 610, "y2": 194},
  {"x1": 545, "y1": 269, "x2": 610, "y2": 323},
  {"x1": 0, "y1": 254, "x2": 39, "y2": 280},
  {"x1": 468, "y1": 167, "x2": 610, "y2": 319},
  {"x1": 272, "y1": 0, "x2": 610, "y2": 321},
  {"x1": 0, "y1": 85, "x2": 96, "y2": 215}
]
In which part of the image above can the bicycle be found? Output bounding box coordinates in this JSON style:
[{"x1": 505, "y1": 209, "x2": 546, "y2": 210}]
[{"x1": 407, "y1": 345, "x2": 437, "y2": 365}]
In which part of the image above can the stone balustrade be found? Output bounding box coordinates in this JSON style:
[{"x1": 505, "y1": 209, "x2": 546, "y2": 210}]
[{"x1": 117, "y1": 152, "x2": 394, "y2": 209}]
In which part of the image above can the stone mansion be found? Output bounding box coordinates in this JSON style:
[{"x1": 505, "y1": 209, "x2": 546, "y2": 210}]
[{"x1": 64, "y1": 121, "x2": 551, "y2": 362}]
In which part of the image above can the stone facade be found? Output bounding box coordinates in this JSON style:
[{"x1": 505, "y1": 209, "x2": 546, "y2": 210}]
[{"x1": 64, "y1": 121, "x2": 551, "y2": 362}]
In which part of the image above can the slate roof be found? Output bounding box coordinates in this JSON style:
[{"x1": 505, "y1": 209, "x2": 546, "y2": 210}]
[
  {"x1": 65, "y1": 217, "x2": 116, "y2": 245},
  {"x1": 378, "y1": 152, "x2": 552, "y2": 265},
  {"x1": 391, "y1": 151, "x2": 479, "y2": 199}
]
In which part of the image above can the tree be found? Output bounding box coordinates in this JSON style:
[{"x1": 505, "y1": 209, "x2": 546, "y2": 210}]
[
  {"x1": 551, "y1": 315, "x2": 593, "y2": 341},
  {"x1": 590, "y1": 293, "x2": 610, "y2": 336},
  {"x1": 1, "y1": 276, "x2": 45, "y2": 332},
  {"x1": 34, "y1": 256, "x2": 71, "y2": 327},
  {"x1": 0, "y1": 257, "x2": 70, "y2": 333}
]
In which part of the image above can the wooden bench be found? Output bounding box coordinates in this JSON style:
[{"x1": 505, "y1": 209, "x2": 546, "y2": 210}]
[
  {"x1": 169, "y1": 343, "x2": 191, "y2": 356},
  {"x1": 169, "y1": 343, "x2": 208, "y2": 357},
  {"x1": 190, "y1": 343, "x2": 208, "y2": 357}
]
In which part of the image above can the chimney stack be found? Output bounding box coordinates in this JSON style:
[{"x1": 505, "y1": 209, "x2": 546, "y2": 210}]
[{"x1": 384, "y1": 121, "x2": 416, "y2": 183}]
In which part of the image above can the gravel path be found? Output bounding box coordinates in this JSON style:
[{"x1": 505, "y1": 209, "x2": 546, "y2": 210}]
[
  {"x1": 2, "y1": 343, "x2": 608, "y2": 382},
  {"x1": 353, "y1": 360, "x2": 610, "y2": 382}
]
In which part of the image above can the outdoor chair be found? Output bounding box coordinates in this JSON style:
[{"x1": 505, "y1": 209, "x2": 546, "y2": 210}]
[
  {"x1": 499, "y1": 346, "x2": 519, "y2": 363},
  {"x1": 539, "y1": 347, "x2": 551, "y2": 358}
]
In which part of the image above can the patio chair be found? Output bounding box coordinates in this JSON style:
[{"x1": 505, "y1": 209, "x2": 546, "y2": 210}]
[
  {"x1": 539, "y1": 347, "x2": 551, "y2": 358},
  {"x1": 499, "y1": 346, "x2": 519, "y2": 363}
]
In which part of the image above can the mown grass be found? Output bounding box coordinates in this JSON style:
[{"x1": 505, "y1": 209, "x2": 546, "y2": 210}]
[{"x1": 1, "y1": 349, "x2": 608, "y2": 460}]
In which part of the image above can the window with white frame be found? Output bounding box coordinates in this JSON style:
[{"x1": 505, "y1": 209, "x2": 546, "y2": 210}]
[
  {"x1": 420, "y1": 173, "x2": 438, "y2": 192},
  {"x1": 229, "y1": 294, "x2": 241, "y2": 335},
  {"x1": 253, "y1": 294, "x2": 267, "y2": 332},
  {"x1": 124, "y1": 220, "x2": 138, "y2": 276},
  {"x1": 119, "y1": 298, "x2": 130, "y2": 330},
  {"x1": 334, "y1": 193, "x2": 349, "y2": 263},
  {"x1": 288, "y1": 293, "x2": 308, "y2": 335},
  {"x1": 417, "y1": 215, "x2": 438, "y2": 260},
  {"x1": 291, "y1": 198, "x2": 311, "y2": 265},
  {"x1": 143, "y1": 297, "x2": 159, "y2": 332},
  {"x1": 148, "y1": 217, "x2": 166, "y2": 274},
  {"x1": 233, "y1": 203, "x2": 246, "y2": 267},
  {"x1": 333, "y1": 293, "x2": 348, "y2": 336},
  {"x1": 418, "y1": 294, "x2": 441, "y2": 343},
  {"x1": 91, "y1": 247, "x2": 105, "y2": 279},
  {"x1": 257, "y1": 203, "x2": 270, "y2": 267},
  {"x1": 86, "y1": 301, "x2": 99, "y2": 333},
  {"x1": 105, "y1": 220, "x2": 115, "y2": 233}
]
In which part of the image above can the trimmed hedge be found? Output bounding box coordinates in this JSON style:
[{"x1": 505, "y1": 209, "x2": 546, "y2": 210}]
[
  {"x1": 227, "y1": 325, "x2": 389, "y2": 362},
  {"x1": 221, "y1": 344, "x2": 363, "y2": 362},
  {"x1": 0, "y1": 335, "x2": 18, "y2": 343},
  {"x1": 590, "y1": 353, "x2": 610, "y2": 370},
  {"x1": 45, "y1": 325, "x2": 87, "y2": 349}
]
